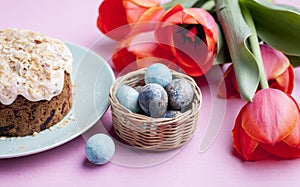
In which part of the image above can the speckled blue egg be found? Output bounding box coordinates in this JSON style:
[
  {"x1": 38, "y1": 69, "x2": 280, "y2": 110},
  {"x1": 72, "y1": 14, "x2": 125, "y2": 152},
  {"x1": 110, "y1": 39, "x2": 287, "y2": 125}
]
[
  {"x1": 166, "y1": 78, "x2": 194, "y2": 111},
  {"x1": 116, "y1": 85, "x2": 140, "y2": 113},
  {"x1": 138, "y1": 83, "x2": 168, "y2": 118},
  {"x1": 164, "y1": 110, "x2": 181, "y2": 118},
  {"x1": 85, "y1": 134, "x2": 115, "y2": 165},
  {"x1": 145, "y1": 63, "x2": 172, "y2": 87}
]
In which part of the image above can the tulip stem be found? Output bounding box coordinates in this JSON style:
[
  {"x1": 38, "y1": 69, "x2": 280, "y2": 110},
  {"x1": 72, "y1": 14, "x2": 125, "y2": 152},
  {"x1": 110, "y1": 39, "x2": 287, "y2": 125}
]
[
  {"x1": 200, "y1": 0, "x2": 215, "y2": 11},
  {"x1": 242, "y1": 4, "x2": 269, "y2": 89}
]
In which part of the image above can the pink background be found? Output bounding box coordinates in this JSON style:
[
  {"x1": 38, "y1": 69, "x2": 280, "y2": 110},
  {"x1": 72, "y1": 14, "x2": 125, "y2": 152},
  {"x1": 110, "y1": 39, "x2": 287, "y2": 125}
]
[{"x1": 0, "y1": 0, "x2": 300, "y2": 186}]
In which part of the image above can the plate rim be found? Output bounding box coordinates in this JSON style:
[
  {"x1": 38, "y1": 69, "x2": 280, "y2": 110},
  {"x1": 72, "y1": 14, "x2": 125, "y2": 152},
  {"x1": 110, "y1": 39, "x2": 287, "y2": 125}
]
[{"x1": 0, "y1": 42, "x2": 115, "y2": 159}]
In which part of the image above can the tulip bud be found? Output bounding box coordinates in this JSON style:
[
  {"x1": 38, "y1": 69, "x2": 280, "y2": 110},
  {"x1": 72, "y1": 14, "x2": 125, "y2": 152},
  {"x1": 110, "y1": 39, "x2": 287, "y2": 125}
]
[{"x1": 233, "y1": 88, "x2": 300, "y2": 161}]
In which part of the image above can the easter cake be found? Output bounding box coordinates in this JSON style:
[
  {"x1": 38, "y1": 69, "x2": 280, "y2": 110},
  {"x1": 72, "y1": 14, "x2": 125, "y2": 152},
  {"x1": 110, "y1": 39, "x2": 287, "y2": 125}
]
[{"x1": 0, "y1": 28, "x2": 73, "y2": 137}]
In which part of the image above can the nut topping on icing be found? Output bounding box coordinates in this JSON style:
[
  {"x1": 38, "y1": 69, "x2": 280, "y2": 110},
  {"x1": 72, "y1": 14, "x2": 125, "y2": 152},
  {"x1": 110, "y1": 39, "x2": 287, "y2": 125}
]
[{"x1": 0, "y1": 28, "x2": 72, "y2": 105}]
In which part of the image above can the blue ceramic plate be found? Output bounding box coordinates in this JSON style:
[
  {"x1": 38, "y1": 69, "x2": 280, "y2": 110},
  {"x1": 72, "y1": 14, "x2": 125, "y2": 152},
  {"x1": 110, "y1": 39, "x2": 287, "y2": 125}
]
[{"x1": 0, "y1": 42, "x2": 115, "y2": 158}]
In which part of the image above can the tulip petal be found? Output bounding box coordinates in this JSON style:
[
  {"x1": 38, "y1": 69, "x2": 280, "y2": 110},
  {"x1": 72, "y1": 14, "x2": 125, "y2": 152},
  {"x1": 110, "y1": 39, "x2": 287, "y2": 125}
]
[
  {"x1": 113, "y1": 30, "x2": 176, "y2": 71},
  {"x1": 126, "y1": 31, "x2": 175, "y2": 60},
  {"x1": 137, "y1": 7, "x2": 165, "y2": 22},
  {"x1": 155, "y1": 5, "x2": 183, "y2": 50},
  {"x1": 233, "y1": 107, "x2": 270, "y2": 160},
  {"x1": 160, "y1": 4, "x2": 184, "y2": 23},
  {"x1": 283, "y1": 109, "x2": 300, "y2": 148},
  {"x1": 283, "y1": 121, "x2": 300, "y2": 149},
  {"x1": 233, "y1": 107, "x2": 259, "y2": 159},
  {"x1": 127, "y1": 31, "x2": 157, "y2": 57},
  {"x1": 261, "y1": 44, "x2": 290, "y2": 80},
  {"x1": 128, "y1": 7, "x2": 165, "y2": 38},
  {"x1": 112, "y1": 45, "x2": 137, "y2": 71},
  {"x1": 183, "y1": 8, "x2": 218, "y2": 51},
  {"x1": 176, "y1": 59, "x2": 210, "y2": 77},
  {"x1": 261, "y1": 141, "x2": 300, "y2": 159},
  {"x1": 218, "y1": 65, "x2": 241, "y2": 98},
  {"x1": 273, "y1": 64, "x2": 295, "y2": 94},
  {"x1": 169, "y1": 27, "x2": 214, "y2": 75},
  {"x1": 129, "y1": 0, "x2": 160, "y2": 8},
  {"x1": 242, "y1": 89, "x2": 299, "y2": 145},
  {"x1": 124, "y1": 0, "x2": 162, "y2": 24},
  {"x1": 136, "y1": 57, "x2": 178, "y2": 69},
  {"x1": 97, "y1": 0, "x2": 130, "y2": 40},
  {"x1": 124, "y1": 1, "x2": 149, "y2": 23},
  {"x1": 249, "y1": 146, "x2": 272, "y2": 161}
]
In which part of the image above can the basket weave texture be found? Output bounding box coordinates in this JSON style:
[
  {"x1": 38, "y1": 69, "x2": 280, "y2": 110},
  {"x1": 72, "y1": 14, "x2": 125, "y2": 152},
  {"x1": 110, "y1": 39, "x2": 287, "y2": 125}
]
[{"x1": 109, "y1": 68, "x2": 202, "y2": 151}]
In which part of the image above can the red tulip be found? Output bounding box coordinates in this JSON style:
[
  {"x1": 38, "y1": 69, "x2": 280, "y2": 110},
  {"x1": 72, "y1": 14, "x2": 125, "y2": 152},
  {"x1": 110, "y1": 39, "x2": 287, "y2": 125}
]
[
  {"x1": 232, "y1": 88, "x2": 300, "y2": 161},
  {"x1": 218, "y1": 44, "x2": 295, "y2": 98},
  {"x1": 97, "y1": 0, "x2": 164, "y2": 40},
  {"x1": 155, "y1": 4, "x2": 218, "y2": 76}
]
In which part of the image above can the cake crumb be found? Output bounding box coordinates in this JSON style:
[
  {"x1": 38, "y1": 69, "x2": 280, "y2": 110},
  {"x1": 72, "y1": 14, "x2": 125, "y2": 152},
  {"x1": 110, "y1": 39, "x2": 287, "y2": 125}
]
[
  {"x1": 68, "y1": 114, "x2": 75, "y2": 122},
  {"x1": 58, "y1": 119, "x2": 69, "y2": 128},
  {"x1": 32, "y1": 131, "x2": 38, "y2": 137},
  {"x1": 49, "y1": 126, "x2": 55, "y2": 131}
]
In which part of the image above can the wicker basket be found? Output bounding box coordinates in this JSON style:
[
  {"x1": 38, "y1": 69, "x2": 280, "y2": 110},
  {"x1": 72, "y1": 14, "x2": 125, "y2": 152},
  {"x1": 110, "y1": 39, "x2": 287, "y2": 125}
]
[{"x1": 109, "y1": 68, "x2": 202, "y2": 151}]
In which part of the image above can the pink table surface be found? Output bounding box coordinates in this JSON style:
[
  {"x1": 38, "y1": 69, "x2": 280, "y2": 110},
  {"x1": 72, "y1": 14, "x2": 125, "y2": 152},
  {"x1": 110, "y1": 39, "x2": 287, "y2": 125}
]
[{"x1": 1, "y1": 0, "x2": 300, "y2": 186}]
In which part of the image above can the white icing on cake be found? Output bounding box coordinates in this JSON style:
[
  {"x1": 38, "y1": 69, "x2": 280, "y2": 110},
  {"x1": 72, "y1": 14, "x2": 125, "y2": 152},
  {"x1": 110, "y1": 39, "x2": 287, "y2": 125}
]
[{"x1": 0, "y1": 28, "x2": 72, "y2": 105}]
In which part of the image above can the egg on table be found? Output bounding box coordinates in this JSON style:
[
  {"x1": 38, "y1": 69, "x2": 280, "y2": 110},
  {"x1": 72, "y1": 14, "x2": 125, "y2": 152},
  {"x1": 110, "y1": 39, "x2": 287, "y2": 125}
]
[{"x1": 85, "y1": 133, "x2": 115, "y2": 165}]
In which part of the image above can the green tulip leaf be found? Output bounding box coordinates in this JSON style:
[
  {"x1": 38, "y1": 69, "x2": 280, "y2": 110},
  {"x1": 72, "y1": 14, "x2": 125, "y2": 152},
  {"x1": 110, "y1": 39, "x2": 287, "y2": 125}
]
[
  {"x1": 287, "y1": 55, "x2": 300, "y2": 67},
  {"x1": 214, "y1": 24, "x2": 231, "y2": 65},
  {"x1": 239, "y1": 0, "x2": 300, "y2": 57},
  {"x1": 277, "y1": 4, "x2": 300, "y2": 13},
  {"x1": 215, "y1": 0, "x2": 260, "y2": 101}
]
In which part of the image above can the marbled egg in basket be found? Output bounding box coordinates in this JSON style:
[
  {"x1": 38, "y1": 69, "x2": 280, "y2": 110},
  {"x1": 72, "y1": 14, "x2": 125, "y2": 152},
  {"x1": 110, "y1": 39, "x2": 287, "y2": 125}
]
[
  {"x1": 164, "y1": 110, "x2": 181, "y2": 118},
  {"x1": 166, "y1": 78, "x2": 194, "y2": 111},
  {"x1": 138, "y1": 83, "x2": 168, "y2": 118}
]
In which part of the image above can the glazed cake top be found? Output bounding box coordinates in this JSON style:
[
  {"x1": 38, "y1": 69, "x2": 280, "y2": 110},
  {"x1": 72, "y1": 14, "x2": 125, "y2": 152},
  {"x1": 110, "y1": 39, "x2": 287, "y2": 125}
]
[{"x1": 0, "y1": 28, "x2": 72, "y2": 105}]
